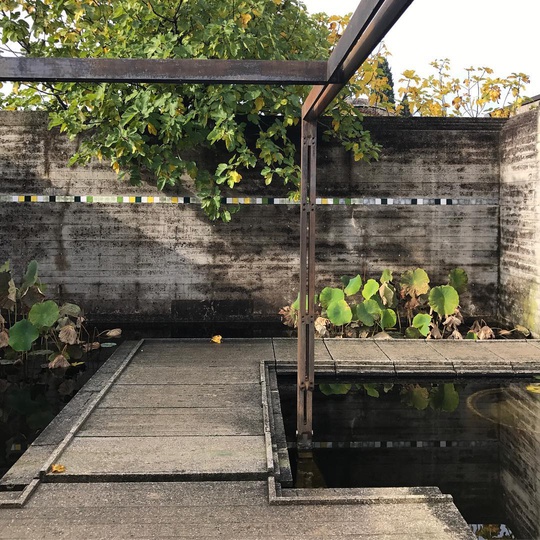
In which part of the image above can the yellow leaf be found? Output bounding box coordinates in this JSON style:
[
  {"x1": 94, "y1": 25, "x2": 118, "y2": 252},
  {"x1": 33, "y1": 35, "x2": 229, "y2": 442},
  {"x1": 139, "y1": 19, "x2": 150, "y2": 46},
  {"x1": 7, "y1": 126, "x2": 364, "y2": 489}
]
[
  {"x1": 402, "y1": 69, "x2": 416, "y2": 79},
  {"x1": 147, "y1": 123, "x2": 158, "y2": 135},
  {"x1": 112, "y1": 162, "x2": 120, "y2": 174},
  {"x1": 50, "y1": 464, "x2": 66, "y2": 474},
  {"x1": 526, "y1": 384, "x2": 540, "y2": 394},
  {"x1": 74, "y1": 8, "x2": 84, "y2": 22},
  {"x1": 211, "y1": 335, "x2": 222, "y2": 344},
  {"x1": 229, "y1": 170, "x2": 242, "y2": 184},
  {"x1": 273, "y1": 0, "x2": 281, "y2": 4},
  {"x1": 239, "y1": 13, "x2": 251, "y2": 27},
  {"x1": 254, "y1": 96, "x2": 264, "y2": 112}
]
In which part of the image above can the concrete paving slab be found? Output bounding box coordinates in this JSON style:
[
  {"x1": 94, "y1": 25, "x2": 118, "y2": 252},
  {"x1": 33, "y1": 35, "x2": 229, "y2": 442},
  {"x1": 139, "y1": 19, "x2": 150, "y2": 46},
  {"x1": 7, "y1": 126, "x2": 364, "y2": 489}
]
[
  {"x1": 79, "y1": 407, "x2": 263, "y2": 437},
  {"x1": 0, "y1": 445, "x2": 56, "y2": 487},
  {"x1": 428, "y1": 341, "x2": 506, "y2": 363},
  {"x1": 100, "y1": 383, "x2": 261, "y2": 408},
  {"x1": 482, "y1": 341, "x2": 540, "y2": 363},
  {"x1": 134, "y1": 339, "x2": 273, "y2": 365},
  {"x1": 378, "y1": 341, "x2": 447, "y2": 362},
  {"x1": 272, "y1": 338, "x2": 333, "y2": 366},
  {"x1": 325, "y1": 339, "x2": 391, "y2": 363},
  {"x1": 54, "y1": 435, "x2": 267, "y2": 478},
  {"x1": 116, "y1": 364, "x2": 260, "y2": 384},
  {"x1": 335, "y1": 362, "x2": 396, "y2": 376}
]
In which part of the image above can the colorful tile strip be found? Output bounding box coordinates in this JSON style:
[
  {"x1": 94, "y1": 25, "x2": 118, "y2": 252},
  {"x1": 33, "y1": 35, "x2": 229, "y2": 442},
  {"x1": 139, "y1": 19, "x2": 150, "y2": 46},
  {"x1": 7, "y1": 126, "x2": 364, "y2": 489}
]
[{"x1": 0, "y1": 194, "x2": 498, "y2": 206}]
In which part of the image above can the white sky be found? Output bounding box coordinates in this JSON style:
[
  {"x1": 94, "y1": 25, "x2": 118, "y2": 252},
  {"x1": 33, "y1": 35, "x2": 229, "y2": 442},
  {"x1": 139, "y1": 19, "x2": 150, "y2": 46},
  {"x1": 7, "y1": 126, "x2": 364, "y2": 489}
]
[{"x1": 303, "y1": 0, "x2": 540, "y2": 95}]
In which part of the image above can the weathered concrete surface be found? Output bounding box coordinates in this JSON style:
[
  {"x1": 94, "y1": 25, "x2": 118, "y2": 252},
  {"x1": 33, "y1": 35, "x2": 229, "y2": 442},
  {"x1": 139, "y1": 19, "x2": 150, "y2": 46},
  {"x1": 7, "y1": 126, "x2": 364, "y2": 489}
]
[
  {"x1": 499, "y1": 108, "x2": 540, "y2": 336},
  {"x1": 0, "y1": 482, "x2": 475, "y2": 539},
  {"x1": 0, "y1": 112, "x2": 502, "y2": 325}
]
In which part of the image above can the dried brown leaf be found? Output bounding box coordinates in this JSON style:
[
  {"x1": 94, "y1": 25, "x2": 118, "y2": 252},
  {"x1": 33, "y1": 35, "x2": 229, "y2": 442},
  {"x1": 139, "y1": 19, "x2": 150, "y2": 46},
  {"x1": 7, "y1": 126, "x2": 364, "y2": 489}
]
[
  {"x1": 477, "y1": 325, "x2": 495, "y2": 340},
  {"x1": 449, "y1": 329, "x2": 463, "y2": 340},
  {"x1": 498, "y1": 329, "x2": 512, "y2": 336},
  {"x1": 279, "y1": 306, "x2": 297, "y2": 328},
  {"x1": 0, "y1": 330, "x2": 9, "y2": 349},
  {"x1": 430, "y1": 325, "x2": 442, "y2": 339},
  {"x1": 314, "y1": 317, "x2": 329, "y2": 337},
  {"x1": 50, "y1": 464, "x2": 66, "y2": 474},
  {"x1": 105, "y1": 328, "x2": 122, "y2": 338},
  {"x1": 82, "y1": 341, "x2": 100, "y2": 352},
  {"x1": 59, "y1": 325, "x2": 78, "y2": 345},
  {"x1": 48, "y1": 355, "x2": 70, "y2": 369}
]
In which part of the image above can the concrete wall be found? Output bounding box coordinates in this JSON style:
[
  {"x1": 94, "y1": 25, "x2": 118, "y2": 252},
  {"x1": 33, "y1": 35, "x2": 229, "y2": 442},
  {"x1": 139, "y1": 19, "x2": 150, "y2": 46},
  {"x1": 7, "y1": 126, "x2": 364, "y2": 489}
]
[
  {"x1": 0, "y1": 112, "x2": 503, "y2": 327},
  {"x1": 499, "y1": 108, "x2": 540, "y2": 335}
]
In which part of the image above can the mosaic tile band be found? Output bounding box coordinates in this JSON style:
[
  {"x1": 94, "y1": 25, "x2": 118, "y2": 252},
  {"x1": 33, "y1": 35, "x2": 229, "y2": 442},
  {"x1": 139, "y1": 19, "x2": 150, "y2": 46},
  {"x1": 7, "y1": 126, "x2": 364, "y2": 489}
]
[{"x1": 0, "y1": 194, "x2": 498, "y2": 206}]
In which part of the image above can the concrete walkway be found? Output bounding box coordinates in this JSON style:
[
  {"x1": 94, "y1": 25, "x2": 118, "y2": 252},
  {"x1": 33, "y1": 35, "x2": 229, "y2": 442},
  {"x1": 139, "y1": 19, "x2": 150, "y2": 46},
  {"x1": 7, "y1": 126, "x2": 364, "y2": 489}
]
[{"x1": 2, "y1": 337, "x2": 537, "y2": 539}]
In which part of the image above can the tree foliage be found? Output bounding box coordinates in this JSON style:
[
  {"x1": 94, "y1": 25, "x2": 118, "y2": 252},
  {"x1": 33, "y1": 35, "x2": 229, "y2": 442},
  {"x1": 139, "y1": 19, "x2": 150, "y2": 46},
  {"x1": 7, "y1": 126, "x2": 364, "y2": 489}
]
[{"x1": 0, "y1": 0, "x2": 379, "y2": 221}]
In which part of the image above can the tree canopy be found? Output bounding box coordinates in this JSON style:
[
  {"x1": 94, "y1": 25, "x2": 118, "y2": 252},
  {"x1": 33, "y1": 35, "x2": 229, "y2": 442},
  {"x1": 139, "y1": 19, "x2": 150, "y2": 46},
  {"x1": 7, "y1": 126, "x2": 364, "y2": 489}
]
[{"x1": 0, "y1": 0, "x2": 379, "y2": 221}]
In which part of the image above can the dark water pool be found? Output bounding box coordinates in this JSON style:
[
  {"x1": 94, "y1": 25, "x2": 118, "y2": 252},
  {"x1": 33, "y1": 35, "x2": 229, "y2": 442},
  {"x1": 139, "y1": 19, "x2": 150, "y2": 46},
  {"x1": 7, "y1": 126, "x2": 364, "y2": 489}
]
[{"x1": 278, "y1": 376, "x2": 540, "y2": 540}]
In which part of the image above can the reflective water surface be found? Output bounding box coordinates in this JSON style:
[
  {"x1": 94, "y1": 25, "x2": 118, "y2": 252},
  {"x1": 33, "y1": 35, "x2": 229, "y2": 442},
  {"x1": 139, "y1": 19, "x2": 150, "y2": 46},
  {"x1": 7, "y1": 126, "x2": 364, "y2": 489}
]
[{"x1": 278, "y1": 377, "x2": 540, "y2": 540}]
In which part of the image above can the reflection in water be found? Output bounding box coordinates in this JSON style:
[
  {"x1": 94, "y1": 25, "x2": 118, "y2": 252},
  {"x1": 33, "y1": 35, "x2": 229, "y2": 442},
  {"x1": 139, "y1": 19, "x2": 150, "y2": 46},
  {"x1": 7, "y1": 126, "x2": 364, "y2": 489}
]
[{"x1": 278, "y1": 377, "x2": 540, "y2": 540}]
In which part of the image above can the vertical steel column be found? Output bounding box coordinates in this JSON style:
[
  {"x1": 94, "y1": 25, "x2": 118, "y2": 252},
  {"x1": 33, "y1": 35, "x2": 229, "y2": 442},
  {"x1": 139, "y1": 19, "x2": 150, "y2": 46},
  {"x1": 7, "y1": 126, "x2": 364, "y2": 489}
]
[{"x1": 297, "y1": 118, "x2": 317, "y2": 451}]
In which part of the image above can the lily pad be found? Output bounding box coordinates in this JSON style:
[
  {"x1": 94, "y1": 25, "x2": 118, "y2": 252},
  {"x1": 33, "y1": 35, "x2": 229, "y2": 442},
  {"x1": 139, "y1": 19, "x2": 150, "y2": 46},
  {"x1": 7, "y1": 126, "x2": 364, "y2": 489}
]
[
  {"x1": 354, "y1": 299, "x2": 381, "y2": 327},
  {"x1": 428, "y1": 285, "x2": 459, "y2": 316},
  {"x1": 380, "y1": 269, "x2": 393, "y2": 283},
  {"x1": 320, "y1": 287, "x2": 345, "y2": 309},
  {"x1": 29, "y1": 300, "x2": 60, "y2": 329},
  {"x1": 430, "y1": 383, "x2": 459, "y2": 412},
  {"x1": 400, "y1": 268, "x2": 430, "y2": 297},
  {"x1": 319, "y1": 383, "x2": 352, "y2": 396},
  {"x1": 326, "y1": 300, "x2": 353, "y2": 326},
  {"x1": 344, "y1": 275, "x2": 362, "y2": 297},
  {"x1": 412, "y1": 313, "x2": 432, "y2": 337},
  {"x1": 380, "y1": 309, "x2": 397, "y2": 330},
  {"x1": 362, "y1": 279, "x2": 379, "y2": 300},
  {"x1": 8, "y1": 319, "x2": 39, "y2": 352},
  {"x1": 448, "y1": 268, "x2": 468, "y2": 294}
]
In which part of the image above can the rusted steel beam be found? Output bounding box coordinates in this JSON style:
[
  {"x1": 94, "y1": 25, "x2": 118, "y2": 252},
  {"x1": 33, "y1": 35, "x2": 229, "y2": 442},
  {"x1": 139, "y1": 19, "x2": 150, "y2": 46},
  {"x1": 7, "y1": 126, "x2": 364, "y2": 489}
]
[
  {"x1": 302, "y1": 0, "x2": 414, "y2": 120},
  {"x1": 0, "y1": 58, "x2": 335, "y2": 85},
  {"x1": 297, "y1": 118, "x2": 317, "y2": 451}
]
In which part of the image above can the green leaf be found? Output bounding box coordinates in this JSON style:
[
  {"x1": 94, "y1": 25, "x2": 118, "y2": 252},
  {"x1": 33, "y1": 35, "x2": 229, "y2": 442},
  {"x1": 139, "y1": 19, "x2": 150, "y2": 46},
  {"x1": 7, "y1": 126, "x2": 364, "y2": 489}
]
[
  {"x1": 448, "y1": 268, "x2": 468, "y2": 294},
  {"x1": 340, "y1": 275, "x2": 351, "y2": 287},
  {"x1": 428, "y1": 285, "x2": 459, "y2": 317},
  {"x1": 380, "y1": 309, "x2": 397, "y2": 330},
  {"x1": 20, "y1": 260, "x2": 38, "y2": 295},
  {"x1": 363, "y1": 383, "x2": 380, "y2": 398},
  {"x1": 362, "y1": 279, "x2": 379, "y2": 300},
  {"x1": 400, "y1": 268, "x2": 430, "y2": 297},
  {"x1": 429, "y1": 383, "x2": 459, "y2": 412},
  {"x1": 412, "y1": 313, "x2": 432, "y2": 337},
  {"x1": 344, "y1": 275, "x2": 362, "y2": 296},
  {"x1": 319, "y1": 383, "x2": 352, "y2": 396},
  {"x1": 100, "y1": 342, "x2": 118, "y2": 348},
  {"x1": 401, "y1": 384, "x2": 430, "y2": 410},
  {"x1": 8, "y1": 319, "x2": 39, "y2": 351},
  {"x1": 405, "y1": 326, "x2": 423, "y2": 339},
  {"x1": 380, "y1": 269, "x2": 393, "y2": 283},
  {"x1": 29, "y1": 300, "x2": 60, "y2": 329},
  {"x1": 465, "y1": 331, "x2": 478, "y2": 340},
  {"x1": 326, "y1": 300, "x2": 353, "y2": 326},
  {"x1": 319, "y1": 287, "x2": 344, "y2": 309},
  {"x1": 354, "y1": 299, "x2": 381, "y2": 327},
  {"x1": 59, "y1": 303, "x2": 82, "y2": 317},
  {"x1": 0, "y1": 261, "x2": 9, "y2": 272}
]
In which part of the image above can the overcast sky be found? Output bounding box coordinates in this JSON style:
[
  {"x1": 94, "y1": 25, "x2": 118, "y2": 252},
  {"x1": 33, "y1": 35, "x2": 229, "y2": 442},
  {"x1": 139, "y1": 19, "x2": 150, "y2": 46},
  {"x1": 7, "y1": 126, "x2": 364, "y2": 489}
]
[{"x1": 303, "y1": 0, "x2": 540, "y2": 95}]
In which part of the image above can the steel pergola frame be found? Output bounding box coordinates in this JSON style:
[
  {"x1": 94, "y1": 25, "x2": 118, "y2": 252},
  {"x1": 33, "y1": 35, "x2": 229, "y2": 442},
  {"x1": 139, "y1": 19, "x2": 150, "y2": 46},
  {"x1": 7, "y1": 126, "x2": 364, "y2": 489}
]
[{"x1": 0, "y1": 0, "x2": 414, "y2": 449}]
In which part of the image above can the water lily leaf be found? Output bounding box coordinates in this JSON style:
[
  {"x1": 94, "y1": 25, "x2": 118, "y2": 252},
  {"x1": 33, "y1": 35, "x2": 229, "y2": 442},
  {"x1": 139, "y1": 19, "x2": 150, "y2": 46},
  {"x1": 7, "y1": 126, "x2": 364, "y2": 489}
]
[
  {"x1": 430, "y1": 383, "x2": 459, "y2": 412},
  {"x1": 405, "y1": 326, "x2": 423, "y2": 339},
  {"x1": 466, "y1": 331, "x2": 478, "y2": 340},
  {"x1": 326, "y1": 300, "x2": 352, "y2": 326},
  {"x1": 48, "y1": 354, "x2": 70, "y2": 369},
  {"x1": 59, "y1": 325, "x2": 78, "y2": 345},
  {"x1": 380, "y1": 269, "x2": 393, "y2": 283},
  {"x1": 29, "y1": 300, "x2": 60, "y2": 329},
  {"x1": 0, "y1": 272, "x2": 16, "y2": 310},
  {"x1": 344, "y1": 275, "x2": 362, "y2": 297},
  {"x1": 514, "y1": 325, "x2": 530, "y2": 337},
  {"x1": 412, "y1": 313, "x2": 432, "y2": 337},
  {"x1": 401, "y1": 384, "x2": 429, "y2": 410},
  {"x1": 400, "y1": 268, "x2": 430, "y2": 297},
  {"x1": 319, "y1": 383, "x2": 352, "y2": 396},
  {"x1": 380, "y1": 309, "x2": 397, "y2": 330},
  {"x1": 340, "y1": 275, "x2": 352, "y2": 287},
  {"x1": 362, "y1": 279, "x2": 379, "y2": 300},
  {"x1": 100, "y1": 342, "x2": 118, "y2": 348},
  {"x1": 379, "y1": 282, "x2": 397, "y2": 308},
  {"x1": 448, "y1": 268, "x2": 468, "y2": 294},
  {"x1": 320, "y1": 287, "x2": 344, "y2": 308},
  {"x1": 354, "y1": 299, "x2": 381, "y2": 327},
  {"x1": 59, "y1": 303, "x2": 82, "y2": 317},
  {"x1": 20, "y1": 260, "x2": 38, "y2": 295},
  {"x1": 363, "y1": 383, "x2": 380, "y2": 398},
  {"x1": 105, "y1": 328, "x2": 122, "y2": 338},
  {"x1": 429, "y1": 285, "x2": 459, "y2": 316},
  {"x1": 8, "y1": 319, "x2": 39, "y2": 351}
]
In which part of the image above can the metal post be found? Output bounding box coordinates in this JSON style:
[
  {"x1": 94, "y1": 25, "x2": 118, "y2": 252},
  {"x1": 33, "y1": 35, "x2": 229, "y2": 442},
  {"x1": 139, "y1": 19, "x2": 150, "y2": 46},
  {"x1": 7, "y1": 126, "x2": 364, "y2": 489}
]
[{"x1": 297, "y1": 118, "x2": 317, "y2": 451}]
